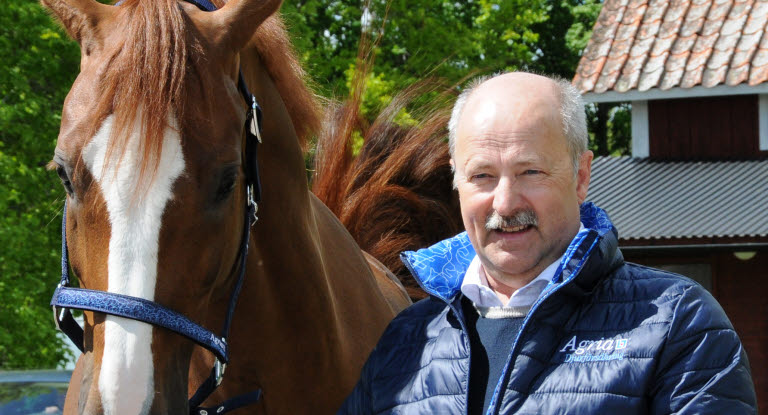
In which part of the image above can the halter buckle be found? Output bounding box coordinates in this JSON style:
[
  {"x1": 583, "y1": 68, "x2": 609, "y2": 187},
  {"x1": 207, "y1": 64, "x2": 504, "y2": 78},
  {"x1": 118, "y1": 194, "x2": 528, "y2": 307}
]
[{"x1": 215, "y1": 358, "x2": 227, "y2": 386}]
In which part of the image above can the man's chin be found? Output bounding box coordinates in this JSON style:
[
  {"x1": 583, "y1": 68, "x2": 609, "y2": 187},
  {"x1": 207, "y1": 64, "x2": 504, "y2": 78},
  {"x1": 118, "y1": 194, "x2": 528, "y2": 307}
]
[{"x1": 482, "y1": 251, "x2": 538, "y2": 280}]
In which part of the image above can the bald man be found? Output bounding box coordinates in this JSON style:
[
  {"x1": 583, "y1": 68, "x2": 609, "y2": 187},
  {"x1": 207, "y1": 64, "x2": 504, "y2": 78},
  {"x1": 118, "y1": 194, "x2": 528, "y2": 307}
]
[{"x1": 338, "y1": 72, "x2": 756, "y2": 414}]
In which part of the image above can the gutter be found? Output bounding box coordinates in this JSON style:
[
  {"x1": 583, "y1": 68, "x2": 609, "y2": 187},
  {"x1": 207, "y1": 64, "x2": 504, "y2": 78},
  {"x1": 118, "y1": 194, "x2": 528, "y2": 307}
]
[{"x1": 620, "y1": 242, "x2": 768, "y2": 255}]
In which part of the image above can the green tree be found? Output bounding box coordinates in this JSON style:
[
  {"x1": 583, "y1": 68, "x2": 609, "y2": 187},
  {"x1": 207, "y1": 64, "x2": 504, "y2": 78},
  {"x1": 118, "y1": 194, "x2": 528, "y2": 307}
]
[{"x1": 0, "y1": 0, "x2": 79, "y2": 369}]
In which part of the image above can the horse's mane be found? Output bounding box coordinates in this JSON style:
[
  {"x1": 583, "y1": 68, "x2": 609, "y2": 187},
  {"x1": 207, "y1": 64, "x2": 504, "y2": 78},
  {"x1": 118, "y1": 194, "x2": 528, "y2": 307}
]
[
  {"x1": 95, "y1": 0, "x2": 318, "y2": 188},
  {"x1": 313, "y1": 81, "x2": 463, "y2": 300}
]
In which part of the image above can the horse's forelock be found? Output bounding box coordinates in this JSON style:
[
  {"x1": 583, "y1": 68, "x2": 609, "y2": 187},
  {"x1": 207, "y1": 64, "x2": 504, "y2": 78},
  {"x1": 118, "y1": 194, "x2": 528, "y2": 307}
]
[{"x1": 89, "y1": 0, "x2": 189, "y2": 194}]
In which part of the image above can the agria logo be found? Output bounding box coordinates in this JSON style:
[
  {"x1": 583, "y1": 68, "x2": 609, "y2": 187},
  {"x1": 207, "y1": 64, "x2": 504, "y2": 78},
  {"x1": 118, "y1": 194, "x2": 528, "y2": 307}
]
[{"x1": 560, "y1": 336, "x2": 629, "y2": 363}]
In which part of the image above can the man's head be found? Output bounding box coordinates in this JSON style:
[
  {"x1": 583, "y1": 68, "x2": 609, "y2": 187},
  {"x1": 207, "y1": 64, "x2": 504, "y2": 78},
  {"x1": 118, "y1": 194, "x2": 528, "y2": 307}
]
[{"x1": 449, "y1": 72, "x2": 593, "y2": 293}]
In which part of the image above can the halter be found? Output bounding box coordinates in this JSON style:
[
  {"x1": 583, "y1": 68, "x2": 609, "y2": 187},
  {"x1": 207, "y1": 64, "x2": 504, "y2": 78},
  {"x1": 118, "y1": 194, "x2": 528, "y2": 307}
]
[{"x1": 50, "y1": 1, "x2": 263, "y2": 412}]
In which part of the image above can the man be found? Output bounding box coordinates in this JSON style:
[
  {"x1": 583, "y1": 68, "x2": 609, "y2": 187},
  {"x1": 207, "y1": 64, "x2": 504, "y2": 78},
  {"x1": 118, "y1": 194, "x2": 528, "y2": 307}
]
[{"x1": 338, "y1": 72, "x2": 757, "y2": 414}]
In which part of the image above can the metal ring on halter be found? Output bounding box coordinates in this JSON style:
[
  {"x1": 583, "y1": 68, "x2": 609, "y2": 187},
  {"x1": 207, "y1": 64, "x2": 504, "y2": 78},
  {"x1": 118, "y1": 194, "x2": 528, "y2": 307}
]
[{"x1": 52, "y1": 284, "x2": 64, "y2": 331}]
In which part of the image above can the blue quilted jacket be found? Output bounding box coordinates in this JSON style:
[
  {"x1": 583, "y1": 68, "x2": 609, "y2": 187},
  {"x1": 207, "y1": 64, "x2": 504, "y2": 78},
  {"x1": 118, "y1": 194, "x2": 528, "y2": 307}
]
[{"x1": 339, "y1": 203, "x2": 757, "y2": 414}]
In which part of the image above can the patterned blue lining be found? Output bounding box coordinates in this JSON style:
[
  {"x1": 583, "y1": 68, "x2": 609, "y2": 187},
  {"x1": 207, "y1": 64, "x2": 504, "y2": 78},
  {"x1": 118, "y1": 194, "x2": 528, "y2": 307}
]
[{"x1": 400, "y1": 202, "x2": 615, "y2": 301}]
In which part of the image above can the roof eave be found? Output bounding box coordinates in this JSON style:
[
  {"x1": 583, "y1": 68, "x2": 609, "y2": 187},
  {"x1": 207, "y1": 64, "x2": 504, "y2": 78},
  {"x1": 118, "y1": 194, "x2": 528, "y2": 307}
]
[{"x1": 582, "y1": 83, "x2": 768, "y2": 103}]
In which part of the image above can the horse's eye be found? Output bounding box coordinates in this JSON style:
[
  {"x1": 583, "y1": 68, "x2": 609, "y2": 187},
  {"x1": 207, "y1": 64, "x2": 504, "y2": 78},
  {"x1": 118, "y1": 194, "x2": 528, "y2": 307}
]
[
  {"x1": 214, "y1": 172, "x2": 237, "y2": 203},
  {"x1": 56, "y1": 165, "x2": 75, "y2": 196}
]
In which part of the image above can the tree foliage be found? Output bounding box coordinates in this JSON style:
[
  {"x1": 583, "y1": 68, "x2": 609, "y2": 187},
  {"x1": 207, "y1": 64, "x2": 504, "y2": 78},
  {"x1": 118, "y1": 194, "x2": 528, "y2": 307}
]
[
  {"x1": 1, "y1": 0, "x2": 604, "y2": 368},
  {"x1": 282, "y1": 0, "x2": 549, "y2": 118},
  {"x1": 0, "y1": 0, "x2": 80, "y2": 369}
]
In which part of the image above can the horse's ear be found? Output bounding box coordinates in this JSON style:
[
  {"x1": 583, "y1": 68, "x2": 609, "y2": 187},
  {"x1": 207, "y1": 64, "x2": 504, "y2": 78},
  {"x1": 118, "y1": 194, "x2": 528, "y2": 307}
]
[
  {"x1": 205, "y1": 0, "x2": 282, "y2": 51},
  {"x1": 41, "y1": 0, "x2": 113, "y2": 51}
]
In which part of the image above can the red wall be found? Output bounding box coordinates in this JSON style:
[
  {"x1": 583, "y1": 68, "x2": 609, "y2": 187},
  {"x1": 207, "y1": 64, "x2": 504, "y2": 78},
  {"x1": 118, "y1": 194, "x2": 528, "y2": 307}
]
[
  {"x1": 648, "y1": 95, "x2": 763, "y2": 159},
  {"x1": 714, "y1": 251, "x2": 768, "y2": 411}
]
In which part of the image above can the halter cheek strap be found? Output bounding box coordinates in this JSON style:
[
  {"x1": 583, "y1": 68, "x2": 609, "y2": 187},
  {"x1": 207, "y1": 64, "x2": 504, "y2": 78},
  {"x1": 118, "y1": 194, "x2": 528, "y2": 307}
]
[{"x1": 50, "y1": 1, "x2": 264, "y2": 413}]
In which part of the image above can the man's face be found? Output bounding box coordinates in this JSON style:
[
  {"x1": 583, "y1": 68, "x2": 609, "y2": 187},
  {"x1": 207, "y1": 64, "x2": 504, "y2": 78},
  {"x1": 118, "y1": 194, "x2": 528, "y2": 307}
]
[{"x1": 453, "y1": 75, "x2": 592, "y2": 288}]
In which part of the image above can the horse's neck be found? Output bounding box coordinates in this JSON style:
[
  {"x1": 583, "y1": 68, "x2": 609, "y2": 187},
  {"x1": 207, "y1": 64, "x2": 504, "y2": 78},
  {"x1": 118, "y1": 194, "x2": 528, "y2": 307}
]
[
  {"x1": 238, "y1": 50, "x2": 393, "y2": 324},
  {"x1": 196, "y1": 51, "x2": 397, "y2": 411}
]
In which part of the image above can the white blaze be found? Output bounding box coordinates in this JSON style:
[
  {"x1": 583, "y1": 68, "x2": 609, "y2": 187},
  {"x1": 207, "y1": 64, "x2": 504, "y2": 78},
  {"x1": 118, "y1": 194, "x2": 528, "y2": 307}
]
[{"x1": 83, "y1": 114, "x2": 185, "y2": 415}]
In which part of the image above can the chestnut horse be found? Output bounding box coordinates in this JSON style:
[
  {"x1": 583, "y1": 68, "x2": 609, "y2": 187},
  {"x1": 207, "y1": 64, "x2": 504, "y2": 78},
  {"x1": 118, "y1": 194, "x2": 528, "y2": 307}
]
[{"x1": 43, "y1": 0, "x2": 410, "y2": 413}]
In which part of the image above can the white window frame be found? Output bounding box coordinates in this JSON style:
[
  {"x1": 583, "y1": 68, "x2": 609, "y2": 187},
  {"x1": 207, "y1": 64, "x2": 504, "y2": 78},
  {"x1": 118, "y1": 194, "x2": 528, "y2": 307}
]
[
  {"x1": 759, "y1": 94, "x2": 768, "y2": 151},
  {"x1": 631, "y1": 101, "x2": 649, "y2": 158}
]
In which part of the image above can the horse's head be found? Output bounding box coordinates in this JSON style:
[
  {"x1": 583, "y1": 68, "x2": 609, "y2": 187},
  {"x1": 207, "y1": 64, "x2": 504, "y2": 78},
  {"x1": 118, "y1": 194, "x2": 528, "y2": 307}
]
[{"x1": 45, "y1": 0, "x2": 281, "y2": 412}]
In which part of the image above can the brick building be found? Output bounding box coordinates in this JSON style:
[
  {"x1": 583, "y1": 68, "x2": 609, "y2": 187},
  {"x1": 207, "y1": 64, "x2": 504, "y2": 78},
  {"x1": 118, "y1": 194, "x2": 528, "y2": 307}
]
[{"x1": 573, "y1": 0, "x2": 768, "y2": 409}]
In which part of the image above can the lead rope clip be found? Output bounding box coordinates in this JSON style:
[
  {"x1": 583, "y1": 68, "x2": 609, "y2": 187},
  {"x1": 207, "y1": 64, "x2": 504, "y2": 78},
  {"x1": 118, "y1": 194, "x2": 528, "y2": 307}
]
[{"x1": 247, "y1": 186, "x2": 258, "y2": 224}]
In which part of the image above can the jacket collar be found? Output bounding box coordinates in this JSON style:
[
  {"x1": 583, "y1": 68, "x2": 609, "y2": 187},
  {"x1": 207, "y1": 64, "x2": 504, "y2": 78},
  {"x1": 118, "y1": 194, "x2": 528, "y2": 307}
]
[{"x1": 400, "y1": 202, "x2": 618, "y2": 302}]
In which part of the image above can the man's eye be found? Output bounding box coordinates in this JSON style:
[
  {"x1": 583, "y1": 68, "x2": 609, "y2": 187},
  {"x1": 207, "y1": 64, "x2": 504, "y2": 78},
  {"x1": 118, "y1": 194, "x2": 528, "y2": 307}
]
[
  {"x1": 523, "y1": 170, "x2": 541, "y2": 175},
  {"x1": 471, "y1": 173, "x2": 491, "y2": 180}
]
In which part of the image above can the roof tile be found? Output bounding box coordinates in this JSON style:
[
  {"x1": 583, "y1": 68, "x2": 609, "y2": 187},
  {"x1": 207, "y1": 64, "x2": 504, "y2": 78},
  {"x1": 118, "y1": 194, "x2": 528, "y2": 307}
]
[
  {"x1": 701, "y1": 2, "x2": 730, "y2": 36},
  {"x1": 736, "y1": 30, "x2": 763, "y2": 53},
  {"x1": 721, "y1": 11, "x2": 751, "y2": 37},
  {"x1": 731, "y1": 29, "x2": 762, "y2": 70},
  {"x1": 684, "y1": 1, "x2": 713, "y2": 24},
  {"x1": 658, "y1": 14, "x2": 687, "y2": 40},
  {"x1": 615, "y1": 54, "x2": 648, "y2": 91},
  {"x1": 680, "y1": 16, "x2": 708, "y2": 37},
  {"x1": 621, "y1": 3, "x2": 648, "y2": 27},
  {"x1": 644, "y1": 50, "x2": 669, "y2": 73},
  {"x1": 748, "y1": 60, "x2": 768, "y2": 84},
  {"x1": 667, "y1": 50, "x2": 691, "y2": 72},
  {"x1": 744, "y1": 1, "x2": 768, "y2": 33},
  {"x1": 574, "y1": 56, "x2": 608, "y2": 92},
  {"x1": 575, "y1": 0, "x2": 768, "y2": 94},
  {"x1": 691, "y1": 31, "x2": 721, "y2": 53},
  {"x1": 615, "y1": 73, "x2": 641, "y2": 92},
  {"x1": 616, "y1": 19, "x2": 642, "y2": 42},
  {"x1": 638, "y1": 66, "x2": 665, "y2": 90},
  {"x1": 713, "y1": 29, "x2": 743, "y2": 52},
  {"x1": 681, "y1": 64, "x2": 705, "y2": 87},
  {"x1": 644, "y1": 0, "x2": 670, "y2": 21},
  {"x1": 702, "y1": 63, "x2": 729, "y2": 86},
  {"x1": 609, "y1": 36, "x2": 635, "y2": 58},
  {"x1": 597, "y1": 58, "x2": 626, "y2": 82},
  {"x1": 650, "y1": 34, "x2": 678, "y2": 57},
  {"x1": 661, "y1": 53, "x2": 689, "y2": 88},
  {"x1": 630, "y1": 36, "x2": 657, "y2": 57},
  {"x1": 726, "y1": 62, "x2": 750, "y2": 84},
  {"x1": 672, "y1": 33, "x2": 699, "y2": 53},
  {"x1": 752, "y1": 44, "x2": 768, "y2": 67}
]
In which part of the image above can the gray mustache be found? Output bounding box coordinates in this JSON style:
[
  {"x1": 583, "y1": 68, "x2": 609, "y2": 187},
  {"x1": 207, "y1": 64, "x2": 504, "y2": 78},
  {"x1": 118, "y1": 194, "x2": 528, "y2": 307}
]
[{"x1": 485, "y1": 210, "x2": 538, "y2": 231}]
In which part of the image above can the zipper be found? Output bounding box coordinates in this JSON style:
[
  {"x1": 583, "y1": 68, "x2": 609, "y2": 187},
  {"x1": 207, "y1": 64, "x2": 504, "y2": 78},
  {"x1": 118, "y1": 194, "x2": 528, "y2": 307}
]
[{"x1": 483, "y1": 230, "x2": 601, "y2": 415}]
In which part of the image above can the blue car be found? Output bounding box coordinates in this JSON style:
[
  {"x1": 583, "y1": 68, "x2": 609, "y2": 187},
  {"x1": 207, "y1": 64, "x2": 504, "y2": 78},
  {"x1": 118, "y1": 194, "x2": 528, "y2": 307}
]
[{"x1": 0, "y1": 370, "x2": 71, "y2": 415}]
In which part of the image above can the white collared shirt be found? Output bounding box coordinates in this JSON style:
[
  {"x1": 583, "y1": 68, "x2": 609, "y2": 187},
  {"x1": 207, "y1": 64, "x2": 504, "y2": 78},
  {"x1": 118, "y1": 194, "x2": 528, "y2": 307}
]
[{"x1": 461, "y1": 223, "x2": 584, "y2": 308}]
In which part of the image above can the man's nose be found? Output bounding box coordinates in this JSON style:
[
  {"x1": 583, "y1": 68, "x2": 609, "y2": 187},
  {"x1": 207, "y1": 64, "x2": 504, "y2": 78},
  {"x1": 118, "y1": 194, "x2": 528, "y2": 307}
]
[{"x1": 492, "y1": 176, "x2": 523, "y2": 216}]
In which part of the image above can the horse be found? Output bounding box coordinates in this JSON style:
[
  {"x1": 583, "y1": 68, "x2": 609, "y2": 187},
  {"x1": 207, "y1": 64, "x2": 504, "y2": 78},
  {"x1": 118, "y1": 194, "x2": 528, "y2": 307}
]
[{"x1": 42, "y1": 0, "x2": 412, "y2": 413}]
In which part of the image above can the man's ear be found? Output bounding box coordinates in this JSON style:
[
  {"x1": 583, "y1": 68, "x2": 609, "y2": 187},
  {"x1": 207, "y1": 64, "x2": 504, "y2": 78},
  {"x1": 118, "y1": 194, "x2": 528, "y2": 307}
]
[
  {"x1": 197, "y1": 0, "x2": 283, "y2": 52},
  {"x1": 41, "y1": 0, "x2": 113, "y2": 54},
  {"x1": 450, "y1": 158, "x2": 460, "y2": 189},
  {"x1": 576, "y1": 150, "x2": 593, "y2": 203}
]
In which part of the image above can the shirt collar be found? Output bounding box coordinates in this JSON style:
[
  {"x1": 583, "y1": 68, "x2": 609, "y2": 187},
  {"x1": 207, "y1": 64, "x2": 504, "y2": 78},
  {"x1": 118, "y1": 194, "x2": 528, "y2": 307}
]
[{"x1": 460, "y1": 222, "x2": 584, "y2": 308}]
